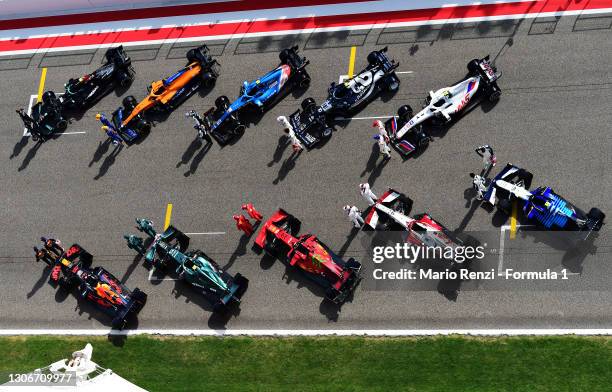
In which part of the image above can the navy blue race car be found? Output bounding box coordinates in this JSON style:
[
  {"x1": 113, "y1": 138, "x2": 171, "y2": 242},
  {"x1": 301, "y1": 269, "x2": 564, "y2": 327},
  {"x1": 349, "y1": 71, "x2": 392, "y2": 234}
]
[
  {"x1": 484, "y1": 163, "x2": 605, "y2": 238},
  {"x1": 199, "y1": 46, "x2": 310, "y2": 144},
  {"x1": 288, "y1": 47, "x2": 399, "y2": 148},
  {"x1": 38, "y1": 242, "x2": 147, "y2": 330}
]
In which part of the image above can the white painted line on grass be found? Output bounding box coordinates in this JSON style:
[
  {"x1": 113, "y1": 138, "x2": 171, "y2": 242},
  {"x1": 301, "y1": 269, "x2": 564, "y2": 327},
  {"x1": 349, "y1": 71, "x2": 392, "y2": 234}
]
[{"x1": 1, "y1": 329, "x2": 612, "y2": 336}]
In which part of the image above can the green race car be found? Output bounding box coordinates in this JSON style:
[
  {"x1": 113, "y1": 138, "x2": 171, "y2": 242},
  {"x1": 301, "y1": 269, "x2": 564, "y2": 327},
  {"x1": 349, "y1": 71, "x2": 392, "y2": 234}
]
[{"x1": 125, "y1": 218, "x2": 248, "y2": 312}]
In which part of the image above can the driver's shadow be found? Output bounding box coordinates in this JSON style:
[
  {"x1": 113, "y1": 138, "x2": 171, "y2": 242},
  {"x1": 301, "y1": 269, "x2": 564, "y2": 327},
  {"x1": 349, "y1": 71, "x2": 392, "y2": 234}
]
[
  {"x1": 177, "y1": 138, "x2": 213, "y2": 177},
  {"x1": 18, "y1": 140, "x2": 43, "y2": 171},
  {"x1": 11, "y1": 136, "x2": 29, "y2": 159},
  {"x1": 94, "y1": 144, "x2": 123, "y2": 180}
]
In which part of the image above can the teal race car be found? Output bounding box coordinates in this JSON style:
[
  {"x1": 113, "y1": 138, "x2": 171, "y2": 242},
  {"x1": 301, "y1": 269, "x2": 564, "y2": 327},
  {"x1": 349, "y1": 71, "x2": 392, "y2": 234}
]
[{"x1": 125, "y1": 219, "x2": 248, "y2": 311}]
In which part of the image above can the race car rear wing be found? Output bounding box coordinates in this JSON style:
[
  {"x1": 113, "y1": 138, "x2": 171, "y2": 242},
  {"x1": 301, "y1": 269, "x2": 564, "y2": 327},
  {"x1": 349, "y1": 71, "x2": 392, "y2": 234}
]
[{"x1": 477, "y1": 55, "x2": 501, "y2": 82}]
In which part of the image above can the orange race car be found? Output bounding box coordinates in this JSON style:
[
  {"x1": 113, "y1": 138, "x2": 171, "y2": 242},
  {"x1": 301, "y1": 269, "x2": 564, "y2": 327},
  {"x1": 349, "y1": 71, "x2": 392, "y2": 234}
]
[{"x1": 107, "y1": 45, "x2": 219, "y2": 143}]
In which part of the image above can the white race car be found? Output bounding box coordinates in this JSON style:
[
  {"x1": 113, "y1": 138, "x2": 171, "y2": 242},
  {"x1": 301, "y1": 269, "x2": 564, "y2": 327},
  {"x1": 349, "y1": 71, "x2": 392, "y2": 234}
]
[{"x1": 389, "y1": 56, "x2": 501, "y2": 156}]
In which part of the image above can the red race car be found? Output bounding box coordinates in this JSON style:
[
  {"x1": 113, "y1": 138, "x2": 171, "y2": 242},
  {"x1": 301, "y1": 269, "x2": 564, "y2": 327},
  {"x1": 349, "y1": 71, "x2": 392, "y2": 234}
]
[{"x1": 253, "y1": 209, "x2": 362, "y2": 304}]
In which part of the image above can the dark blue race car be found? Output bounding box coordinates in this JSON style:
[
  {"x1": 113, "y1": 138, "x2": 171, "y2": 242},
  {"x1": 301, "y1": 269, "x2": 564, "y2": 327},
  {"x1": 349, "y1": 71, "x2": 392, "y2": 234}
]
[
  {"x1": 198, "y1": 46, "x2": 310, "y2": 144},
  {"x1": 484, "y1": 163, "x2": 605, "y2": 239}
]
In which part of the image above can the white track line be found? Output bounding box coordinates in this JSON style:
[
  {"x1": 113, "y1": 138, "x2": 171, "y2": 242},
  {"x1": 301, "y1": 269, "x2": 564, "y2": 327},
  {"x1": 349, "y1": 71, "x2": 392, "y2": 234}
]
[
  {"x1": 339, "y1": 70, "x2": 413, "y2": 83},
  {"x1": 335, "y1": 115, "x2": 395, "y2": 121},
  {"x1": 498, "y1": 225, "x2": 509, "y2": 276},
  {"x1": 23, "y1": 94, "x2": 37, "y2": 136},
  {"x1": 1, "y1": 329, "x2": 611, "y2": 336}
]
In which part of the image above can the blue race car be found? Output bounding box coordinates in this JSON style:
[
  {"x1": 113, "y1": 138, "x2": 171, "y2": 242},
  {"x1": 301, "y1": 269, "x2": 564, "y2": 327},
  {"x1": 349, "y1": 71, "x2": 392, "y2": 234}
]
[
  {"x1": 199, "y1": 46, "x2": 310, "y2": 144},
  {"x1": 484, "y1": 163, "x2": 605, "y2": 238}
]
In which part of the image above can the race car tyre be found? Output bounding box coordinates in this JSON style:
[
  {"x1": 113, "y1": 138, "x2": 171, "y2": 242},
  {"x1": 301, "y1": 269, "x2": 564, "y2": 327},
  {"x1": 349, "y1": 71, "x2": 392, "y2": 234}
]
[
  {"x1": 321, "y1": 127, "x2": 333, "y2": 140},
  {"x1": 517, "y1": 169, "x2": 533, "y2": 189},
  {"x1": 105, "y1": 47, "x2": 129, "y2": 66},
  {"x1": 122, "y1": 95, "x2": 138, "y2": 112},
  {"x1": 42, "y1": 91, "x2": 57, "y2": 104},
  {"x1": 325, "y1": 287, "x2": 346, "y2": 304},
  {"x1": 467, "y1": 59, "x2": 480, "y2": 75},
  {"x1": 298, "y1": 72, "x2": 311, "y2": 89},
  {"x1": 56, "y1": 119, "x2": 68, "y2": 132},
  {"x1": 367, "y1": 51, "x2": 379, "y2": 66},
  {"x1": 384, "y1": 75, "x2": 400, "y2": 92},
  {"x1": 488, "y1": 87, "x2": 501, "y2": 103},
  {"x1": 212, "y1": 301, "x2": 227, "y2": 313},
  {"x1": 498, "y1": 198, "x2": 512, "y2": 215},
  {"x1": 58, "y1": 276, "x2": 76, "y2": 291},
  {"x1": 301, "y1": 97, "x2": 316, "y2": 111},
  {"x1": 233, "y1": 273, "x2": 249, "y2": 298},
  {"x1": 115, "y1": 70, "x2": 133, "y2": 88},
  {"x1": 285, "y1": 216, "x2": 301, "y2": 236},
  {"x1": 588, "y1": 208, "x2": 605, "y2": 225},
  {"x1": 104, "y1": 47, "x2": 117, "y2": 63},
  {"x1": 279, "y1": 49, "x2": 291, "y2": 65},
  {"x1": 202, "y1": 73, "x2": 217, "y2": 88},
  {"x1": 132, "y1": 288, "x2": 148, "y2": 310},
  {"x1": 111, "y1": 316, "x2": 127, "y2": 330},
  {"x1": 215, "y1": 95, "x2": 230, "y2": 110},
  {"x1": 397, "y1": 105, "x2": 413, "y2": 120},
  {"x1": 187, "y1": 45, "x2": 210, "y2": 64},
  {"x1": 345, "y1": 258, "x2": 362, "y2": 272},
  {"x1": 232, "y1": 123, "x2": 246, "y2": 136},
  {"x1": 418, "y1": 134, "x2": 430, "y2": 148},
  {"x1": 136, "y1": 119, "x2": 151, "y2": 134}
]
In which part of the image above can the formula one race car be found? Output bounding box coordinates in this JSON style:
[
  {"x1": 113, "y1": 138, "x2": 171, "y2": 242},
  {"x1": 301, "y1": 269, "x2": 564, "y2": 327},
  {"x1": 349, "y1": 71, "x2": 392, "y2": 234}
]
[
  {"x1": 363, "y1": 188, "x2": 479, "y2": 260},
  {"x1": 18, "y1": 46, "x2": 134, "y2": 141},
  {"x1": 200, "y1": 46, "x2": 310, "y2": 145},
  {"x1": 483, "y1": 164, "x2": 605, "y2": 238},
  {"x1": 252, "y1": 209, "x2": 361, "y2": 303},
  {"x1": 38, "y1": 242, "x2": 147, "y2": 329},
  {"x1": 389, "y1": 56, "x2": 501, "y2": 156},
  {"x1": 109, "y1": 45, "x2": 219, "y2": 143},
  {"x1": 125, "y1": 219, "x2": 248, "y2": 311},
  {"x1": 288, "y1": 47, "x2": 399, "y2": 148}
]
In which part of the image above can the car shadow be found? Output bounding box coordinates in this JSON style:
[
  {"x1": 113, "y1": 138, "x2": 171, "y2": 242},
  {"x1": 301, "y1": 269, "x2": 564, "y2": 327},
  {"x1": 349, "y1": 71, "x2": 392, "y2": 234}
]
[{"x1": 170, "y1": 279, "x2": 239, "y2": 329}]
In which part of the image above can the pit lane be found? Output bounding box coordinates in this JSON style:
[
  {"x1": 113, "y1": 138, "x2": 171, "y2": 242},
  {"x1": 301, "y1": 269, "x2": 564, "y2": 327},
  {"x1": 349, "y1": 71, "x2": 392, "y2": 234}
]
[{"x1": 0, "y1": 13, "x2": 611, "y2": 331}]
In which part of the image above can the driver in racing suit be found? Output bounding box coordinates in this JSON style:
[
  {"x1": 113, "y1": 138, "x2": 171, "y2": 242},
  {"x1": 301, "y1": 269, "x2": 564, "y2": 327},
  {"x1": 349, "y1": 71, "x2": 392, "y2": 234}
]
[
  {"x1": 470, "y1": 173, "x2": 489, "y2": 200},
  {"x1": 16, "y1": 108, "x2": 42, "y2": 141}
]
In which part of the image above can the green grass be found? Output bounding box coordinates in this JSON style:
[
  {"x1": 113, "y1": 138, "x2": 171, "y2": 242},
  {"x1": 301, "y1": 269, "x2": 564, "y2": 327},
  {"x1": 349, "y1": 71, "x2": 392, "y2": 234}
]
[{"x1": 0, "y1": 336, "x2": 611, "y2": 391}]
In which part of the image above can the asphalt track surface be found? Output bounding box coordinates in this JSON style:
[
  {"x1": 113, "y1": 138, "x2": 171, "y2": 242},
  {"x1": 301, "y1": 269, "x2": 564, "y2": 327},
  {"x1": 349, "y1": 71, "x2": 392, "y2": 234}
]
[{"x1": 1, "y1": 13, "x2": 611, "y2": 331}]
